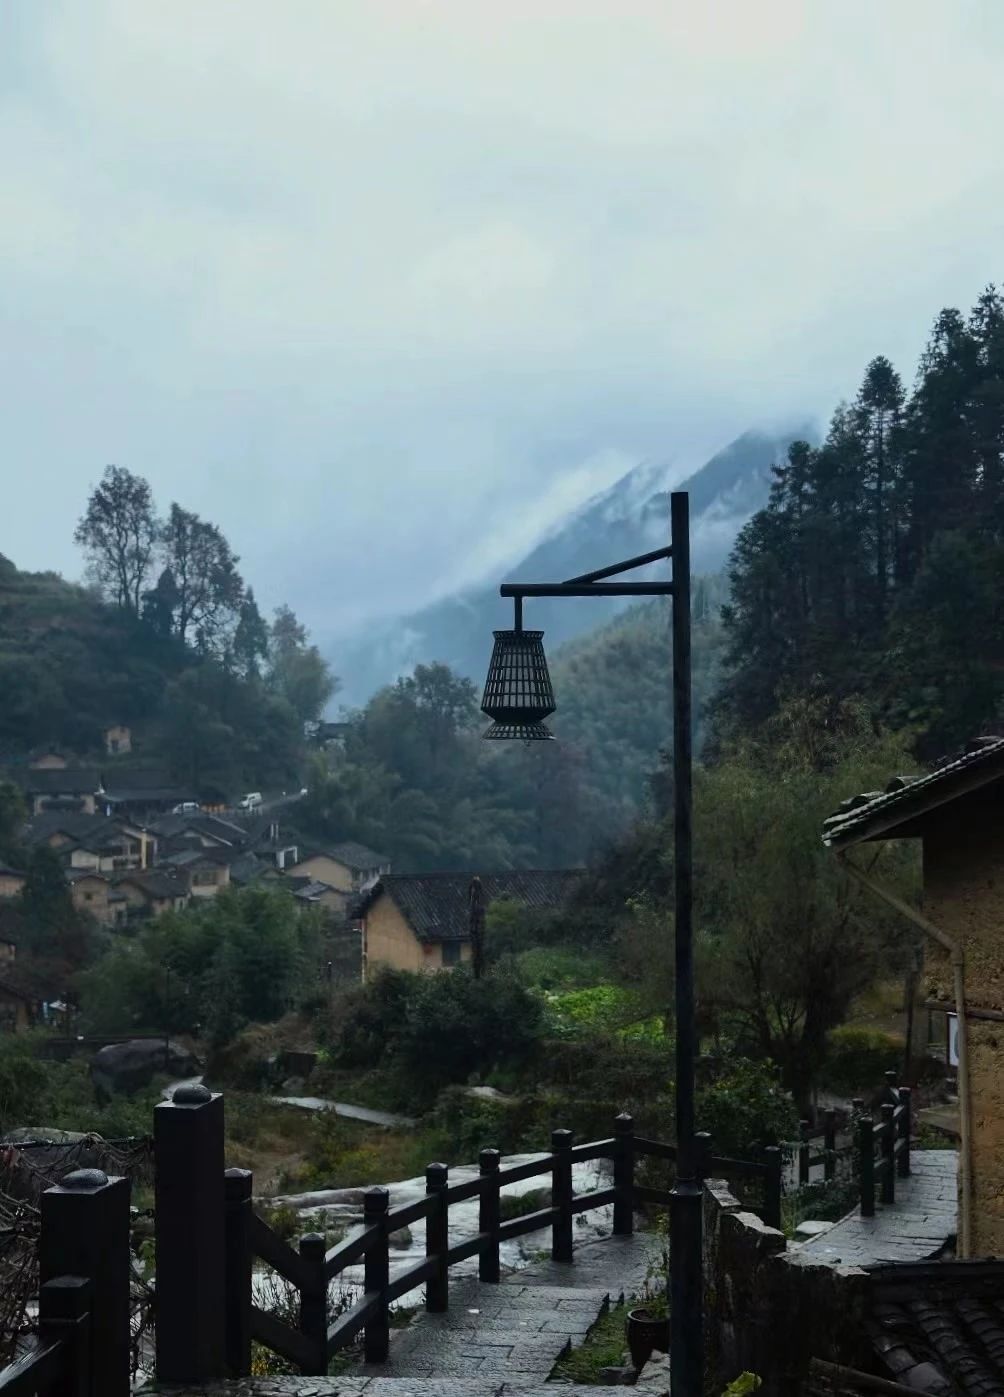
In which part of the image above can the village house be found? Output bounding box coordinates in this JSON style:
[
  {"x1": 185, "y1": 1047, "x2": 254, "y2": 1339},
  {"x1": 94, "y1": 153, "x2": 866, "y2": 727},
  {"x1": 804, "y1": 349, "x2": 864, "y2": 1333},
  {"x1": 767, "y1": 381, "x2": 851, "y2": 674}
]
[
  {"x1": 28, "y1": 748, "x2": 70, "y2": 770},
  {"x1": 0, "y1": 863, "x2": 25, "y2": 899},
  {"x1": 824, "y1": 734, "x2": 1004, "y2": 1260},
  {"x1": 99, "y1": 767, "x2": 197, "y2": 820},
  {"x1": 358, "y1": 869, "x2": 582, "y2": 976},
  {"x1": 103, "y1": 723, "x2": 132, "y2": 756},
  {"x1": 24, "y1": 812, "x2": 156, "y2": 871},
  {"x1": 161, "y1": 848, "x2": 231, "y2": 898},
  {"x1": 288, "y1": 841, "x2": 390, "y2": 897},
  {"x1": 66, "y1": 870, "x2": 128, "y2": 928},
  {"x1": 282, "y1": 875, "x2": 346, "y2": 913},
  {"x1": 15, "y1": 767, "x2": 100, "y2": 815},
  {"x1": 112, "y1": 869, "x2": 190, "y2": 921}
]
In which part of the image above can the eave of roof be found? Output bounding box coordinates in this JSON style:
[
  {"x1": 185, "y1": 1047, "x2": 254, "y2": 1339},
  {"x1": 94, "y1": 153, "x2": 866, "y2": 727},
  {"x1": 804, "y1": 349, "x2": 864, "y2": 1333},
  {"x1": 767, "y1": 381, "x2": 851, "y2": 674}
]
[{"x1": 823, "y1": 736, "x2": 1004, "y2": 849}]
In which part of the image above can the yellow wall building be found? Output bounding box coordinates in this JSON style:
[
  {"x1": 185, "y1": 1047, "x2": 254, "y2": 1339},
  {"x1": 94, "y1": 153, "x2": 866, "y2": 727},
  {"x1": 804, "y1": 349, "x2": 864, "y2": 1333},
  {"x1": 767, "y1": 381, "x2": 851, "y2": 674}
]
[
  {"x1": 358, "y1": 869, "x2": 582, "y2": 980},
  {"x1": 825, "y1": 736, "x2": 1004, "y2": 1257}
]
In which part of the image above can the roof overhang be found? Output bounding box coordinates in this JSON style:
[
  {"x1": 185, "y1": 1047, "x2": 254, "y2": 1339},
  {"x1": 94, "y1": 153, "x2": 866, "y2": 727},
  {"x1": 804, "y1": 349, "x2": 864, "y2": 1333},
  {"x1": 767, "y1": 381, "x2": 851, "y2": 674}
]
[{"x1": 823, "y1": 737, "x2": 1004, "y2": 849}]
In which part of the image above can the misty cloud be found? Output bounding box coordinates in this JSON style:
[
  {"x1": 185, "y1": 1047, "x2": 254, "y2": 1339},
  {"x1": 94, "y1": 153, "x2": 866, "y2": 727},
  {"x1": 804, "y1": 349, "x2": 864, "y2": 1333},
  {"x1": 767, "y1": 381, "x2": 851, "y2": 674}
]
[{"x1": 3, "y1": 0, "x2": 1004, "y2": 642}]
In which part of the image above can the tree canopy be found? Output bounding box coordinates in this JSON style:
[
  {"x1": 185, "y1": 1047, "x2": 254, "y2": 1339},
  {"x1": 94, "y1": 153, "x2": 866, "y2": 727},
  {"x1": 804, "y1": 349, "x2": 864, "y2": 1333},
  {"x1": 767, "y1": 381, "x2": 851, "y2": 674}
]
[{"x1": 720, "y1": 286, "x2": 1004, "y2": 756}]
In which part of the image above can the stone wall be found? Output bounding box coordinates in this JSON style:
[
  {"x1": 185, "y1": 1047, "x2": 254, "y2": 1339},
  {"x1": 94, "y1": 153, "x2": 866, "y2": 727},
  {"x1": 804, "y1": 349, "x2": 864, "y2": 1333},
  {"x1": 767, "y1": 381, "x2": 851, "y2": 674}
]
[{"x1": 703, "y1": 1180, "x2": 870, "y2": 1395}]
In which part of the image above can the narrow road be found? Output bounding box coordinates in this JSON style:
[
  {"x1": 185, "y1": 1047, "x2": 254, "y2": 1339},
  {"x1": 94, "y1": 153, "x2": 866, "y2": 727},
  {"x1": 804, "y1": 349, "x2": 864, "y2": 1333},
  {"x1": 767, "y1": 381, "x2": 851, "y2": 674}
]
[
  {"x1": 162, "y1": 1078, "x2": 415, "y2": 1128},
  {"x1": 270, "y1": 1096, "x2": 416, "y2": 1128}
]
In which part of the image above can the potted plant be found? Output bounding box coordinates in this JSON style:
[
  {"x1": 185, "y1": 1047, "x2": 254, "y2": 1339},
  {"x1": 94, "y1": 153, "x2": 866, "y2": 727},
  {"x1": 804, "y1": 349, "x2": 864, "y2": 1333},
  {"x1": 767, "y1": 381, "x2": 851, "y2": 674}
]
[{"x1": 625, "y1": 1292, "x2": 670, "y2": 1371}]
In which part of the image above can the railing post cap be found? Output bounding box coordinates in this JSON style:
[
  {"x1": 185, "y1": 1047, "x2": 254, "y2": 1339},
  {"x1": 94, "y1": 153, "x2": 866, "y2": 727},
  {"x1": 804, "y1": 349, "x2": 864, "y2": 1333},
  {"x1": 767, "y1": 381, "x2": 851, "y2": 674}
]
[
  {"x1": 479, "y1": 1148, "x2": 501, "y2": 1170},
  {"x1": 881, "y1": 1101, "x2": 896, "y2": 1116},
  {"x1": 552, "y1": 1128, "x2": 573, "y2": 1146},
  {"x1": 224, "y1": 1166, "x2": 253, "y2": 1198},
  {"x1": 426, "y1": 1161, "x2": 448, "y2": 1182},
  {"x1": 59, "y1": 1167, "x2": 109, "y2": 1191},
  {"x1": 171, "y1": 1082, "x2": 213, "y2": 1105},
  {"x1": 615, "y1": 1112, "x2": 634, "y2": 1130},
  {"x1": 300, "y1": 1231, "x2": 325, "y2": 1247},
  {"x1": 364, "y1": 1185, "x2": 390, "y2": 1212}
]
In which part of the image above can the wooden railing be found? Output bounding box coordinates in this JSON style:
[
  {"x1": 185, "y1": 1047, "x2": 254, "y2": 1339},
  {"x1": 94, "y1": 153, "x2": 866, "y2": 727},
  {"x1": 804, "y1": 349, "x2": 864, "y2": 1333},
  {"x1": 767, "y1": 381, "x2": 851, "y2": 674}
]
[
  {"x1": 221, "y1": 1113, "x2": 783, "y2": 1377},
  {"x1": 856, "y1": 1075, "x2": 912, "y2": 1218},
  {"x1": 0, "y1": 1087, "x2": 782, "y2": 1393},
  {"x1": 0, "y1": 1279, "x2": 91, "y2": 1397}
]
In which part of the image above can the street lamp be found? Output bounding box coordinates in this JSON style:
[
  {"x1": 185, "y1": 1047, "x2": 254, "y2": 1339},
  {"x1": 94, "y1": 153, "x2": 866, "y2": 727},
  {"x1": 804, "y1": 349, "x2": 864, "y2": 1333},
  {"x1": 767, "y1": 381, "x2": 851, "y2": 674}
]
[{"x1": 480, "y1": 491, "x2": 701, "y2": 1397}]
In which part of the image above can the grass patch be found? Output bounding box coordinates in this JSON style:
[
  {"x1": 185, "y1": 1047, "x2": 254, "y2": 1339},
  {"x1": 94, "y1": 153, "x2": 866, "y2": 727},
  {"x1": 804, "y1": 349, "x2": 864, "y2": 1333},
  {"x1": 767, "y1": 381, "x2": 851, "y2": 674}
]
[
  {"x1": 499, "y1": 1187, "x2": 551, "y2": 1222},
  {"x1": 552, "y1": 1302, "x2": 629, "y2": 1383},
  {"x1": 280, "y1": 1112, "x2": 449, "y2": 1193}
]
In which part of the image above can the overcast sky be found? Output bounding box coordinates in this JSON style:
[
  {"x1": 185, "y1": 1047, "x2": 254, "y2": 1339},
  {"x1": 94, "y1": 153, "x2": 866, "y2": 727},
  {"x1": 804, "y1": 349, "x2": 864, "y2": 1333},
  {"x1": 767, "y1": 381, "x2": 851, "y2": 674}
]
[{"x1": 3, "y1": 0, "x2": 1004, "y2": 638}]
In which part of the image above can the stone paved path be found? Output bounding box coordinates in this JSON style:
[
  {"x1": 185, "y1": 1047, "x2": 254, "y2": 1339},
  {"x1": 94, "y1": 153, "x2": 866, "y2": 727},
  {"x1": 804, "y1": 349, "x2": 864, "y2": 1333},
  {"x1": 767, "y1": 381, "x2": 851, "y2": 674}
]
[
  {"x1": 359, "y1": 1234, "x2": 657, "y2": 1383},
  {"x1": 137, "y1": 1235, "x2": 661, "y2": 1397},
  {"x1": 796, "y1": 1149, "x2": 957, "y2": 1268}
]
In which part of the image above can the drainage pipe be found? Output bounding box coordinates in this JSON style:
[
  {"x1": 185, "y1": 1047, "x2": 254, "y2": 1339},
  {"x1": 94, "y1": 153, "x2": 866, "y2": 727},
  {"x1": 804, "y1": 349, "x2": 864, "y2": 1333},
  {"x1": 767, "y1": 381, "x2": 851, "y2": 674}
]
[{"x1": 838, "y1": 854, "x2": 972, "y2": 1258}]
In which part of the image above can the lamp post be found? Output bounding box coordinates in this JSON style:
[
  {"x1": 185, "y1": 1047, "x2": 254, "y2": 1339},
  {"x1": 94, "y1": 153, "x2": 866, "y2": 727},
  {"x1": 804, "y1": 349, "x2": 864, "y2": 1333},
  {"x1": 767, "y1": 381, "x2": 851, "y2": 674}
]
[{"x1": 480, "y1": 491, "x2": 700, "y2": 1396}]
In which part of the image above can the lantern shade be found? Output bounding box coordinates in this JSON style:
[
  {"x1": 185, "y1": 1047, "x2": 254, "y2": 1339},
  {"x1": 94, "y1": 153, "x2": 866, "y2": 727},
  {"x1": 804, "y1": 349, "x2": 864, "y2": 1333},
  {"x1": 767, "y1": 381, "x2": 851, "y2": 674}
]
[{"x1": 480, "y1": 629, "x2": 556, "y2": 740}]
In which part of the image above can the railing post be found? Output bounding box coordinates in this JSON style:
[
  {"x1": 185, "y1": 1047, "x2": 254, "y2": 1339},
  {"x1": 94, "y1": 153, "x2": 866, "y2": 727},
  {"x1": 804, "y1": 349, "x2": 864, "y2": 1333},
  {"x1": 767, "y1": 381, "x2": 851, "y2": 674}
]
[
  {"x1": 695, "y1": 1130, "x2": 712, "y2": 1182},
  {"x1": 824, "y1": 1108, "x2": 837, "y2": 1183},
  {"x1": 613, "y1": 1113, "x2": 635, "y2": 1237},
  {"x1": 224, "y1": 1167, "x2": 253, "y2": 1378},
  {"x1": 154, "y1": 1083, "x2": 226, "y2": 1384},
  {"x1": 881, "y1": 1103, "x2": 896, "y2": 1205},
  {"x1": 425, "y1": 1163, "x2": 449, "y2": 1313},
  {"x1": 40, "y1": 1168, "x2": 131, "y2": 1397},
  {"x1": 884, "y1": 1070, "x2": 899, "y2": 1104},
  {"x1": 763, "y1": 1146, "x2": 782, "y2": 1231},
  {"x1": 798, "y1": 1120, "x2": 810, "y2": 1186},
  {"x1": 857, "y1": 1114, "x2": 875, "y2": 1218},
  {"x1": 39, "y1": 1277, "x2": 90, "y2": 1397},
  {"x1": 479, "y1": 1149, "x2": 501, "y2": 1283},
  {"x1": 551, "y1": 1129, "x2": 573, "y2": 1263},
  {"x1": 363, "y1": 1186, "x2": 390, "y2": 1364},
  {"x1": 299, "y1": 1232, "x2": 327, "y2": 1376},
  {"x1": 898, "y1": 1087, "x2": 912, "y2": 1178}
]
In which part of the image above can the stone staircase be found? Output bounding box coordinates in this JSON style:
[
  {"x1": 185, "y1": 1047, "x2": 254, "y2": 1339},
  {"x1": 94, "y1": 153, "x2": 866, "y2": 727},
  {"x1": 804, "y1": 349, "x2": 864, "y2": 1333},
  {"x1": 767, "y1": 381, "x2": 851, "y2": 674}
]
[{"x1": 140, "y1": 1235, "x2": 664, "y2": 1397}]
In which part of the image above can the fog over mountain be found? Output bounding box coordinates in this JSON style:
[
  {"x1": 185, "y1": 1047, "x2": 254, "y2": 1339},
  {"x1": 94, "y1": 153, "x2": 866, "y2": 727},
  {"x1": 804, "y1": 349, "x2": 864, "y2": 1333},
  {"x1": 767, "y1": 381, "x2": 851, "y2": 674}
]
[{"x1": 332, "y1": 425, "x2": 814, "y2": 706}]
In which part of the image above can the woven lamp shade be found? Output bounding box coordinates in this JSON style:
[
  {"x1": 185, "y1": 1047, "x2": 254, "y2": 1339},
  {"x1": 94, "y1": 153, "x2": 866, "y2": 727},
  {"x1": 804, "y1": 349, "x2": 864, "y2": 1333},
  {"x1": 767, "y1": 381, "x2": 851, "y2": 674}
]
[{"x1": 480, "y1": 629, "x2": 556, "y2": 740}]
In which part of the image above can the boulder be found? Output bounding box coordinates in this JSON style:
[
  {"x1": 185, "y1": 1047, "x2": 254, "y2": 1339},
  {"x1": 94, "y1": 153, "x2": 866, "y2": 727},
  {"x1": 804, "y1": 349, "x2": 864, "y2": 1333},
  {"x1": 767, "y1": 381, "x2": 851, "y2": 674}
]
[{"x1": 90, "y1": 1039, "x2": 201, "y2": 1099}]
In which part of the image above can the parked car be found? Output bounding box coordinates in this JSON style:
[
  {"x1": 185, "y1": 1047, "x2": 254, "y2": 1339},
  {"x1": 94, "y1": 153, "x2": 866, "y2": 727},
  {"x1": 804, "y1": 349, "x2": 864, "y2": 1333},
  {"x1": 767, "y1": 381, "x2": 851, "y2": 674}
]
[
  {"x1": 171, "y1": 801, "x2": 200, "y2": 814},
  {"x1": 239, "y1": 792, "x2": 263, "y2": 810}
]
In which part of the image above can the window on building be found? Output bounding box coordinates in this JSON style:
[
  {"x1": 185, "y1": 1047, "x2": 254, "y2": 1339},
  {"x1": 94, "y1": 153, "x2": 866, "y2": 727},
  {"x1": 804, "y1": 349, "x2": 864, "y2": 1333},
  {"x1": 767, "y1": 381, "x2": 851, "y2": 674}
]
[
  {"x1": 193, "y1": 869, "x2": 218, "y2": 886},
  {"x1": 441, "y1": 941, "x2": 462, "y2": 967}
]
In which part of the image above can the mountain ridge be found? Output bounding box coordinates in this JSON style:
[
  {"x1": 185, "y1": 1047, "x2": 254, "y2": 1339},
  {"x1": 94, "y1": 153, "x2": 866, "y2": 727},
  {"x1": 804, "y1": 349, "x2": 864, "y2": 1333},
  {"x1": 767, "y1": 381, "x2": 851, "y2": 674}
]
[{"x1": 331, "y1": 424, "x2": 815, "y2": 706}]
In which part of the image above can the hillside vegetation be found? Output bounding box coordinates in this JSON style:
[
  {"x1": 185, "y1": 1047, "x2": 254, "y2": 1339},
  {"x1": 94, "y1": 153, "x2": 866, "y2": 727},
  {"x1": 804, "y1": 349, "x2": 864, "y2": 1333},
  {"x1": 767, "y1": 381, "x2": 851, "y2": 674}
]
[{"x1": 0, "y1": 467, "x2": 333, "y2": 793}]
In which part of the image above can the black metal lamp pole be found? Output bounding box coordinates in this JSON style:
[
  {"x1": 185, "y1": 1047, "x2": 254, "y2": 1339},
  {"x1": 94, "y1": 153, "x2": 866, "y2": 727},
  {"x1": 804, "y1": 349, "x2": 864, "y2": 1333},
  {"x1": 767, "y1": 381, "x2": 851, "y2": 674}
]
[{"x1": 485, "y1": 491, "x2": 700, "y2": 1394}]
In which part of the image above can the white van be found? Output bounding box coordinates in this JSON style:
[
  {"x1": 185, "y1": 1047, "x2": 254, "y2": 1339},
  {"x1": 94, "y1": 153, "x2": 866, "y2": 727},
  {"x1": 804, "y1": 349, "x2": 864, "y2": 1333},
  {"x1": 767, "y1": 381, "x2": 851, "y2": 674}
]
[
  {"x1": 239, "y1": 792, "x2": 263, "y2": 810},
  {"x1": 172, "y1": 801, "x2": 201, "y2": 815}
]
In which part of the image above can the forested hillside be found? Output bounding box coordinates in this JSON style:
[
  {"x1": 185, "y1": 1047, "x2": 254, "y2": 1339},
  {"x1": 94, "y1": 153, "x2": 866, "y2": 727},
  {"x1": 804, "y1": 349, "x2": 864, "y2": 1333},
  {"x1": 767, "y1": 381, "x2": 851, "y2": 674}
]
[
  {"x1": 0, "y1": 468, "x2": 333, "y2": 792},
  {"x1": 721, "y1": 286, "x2": 1004, "y2": 757},
  {"x1": 297, "y1": 578, "x2": 726, "y2": 870}
]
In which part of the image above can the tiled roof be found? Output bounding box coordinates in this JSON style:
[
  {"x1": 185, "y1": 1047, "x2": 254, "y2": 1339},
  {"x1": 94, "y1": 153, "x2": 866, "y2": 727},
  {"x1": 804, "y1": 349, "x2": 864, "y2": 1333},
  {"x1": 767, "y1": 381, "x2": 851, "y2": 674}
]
[
  {"x1": 865, "y1": 1261, "x2": 1004, "y2": 1395},
  {"x1": 360, "y1": 869, "x2": 583, "y2": 943},
  {"x1": 327, "y1": 841, "x2": 390, "y2": 870},
  {"x1": 292, "y1": 879, "x2": 337, "y2": 902},
  {"x1": 13, "y1": 768, "x2": 101, "y2": 795},
  {"x1": 0, "y1": 863, "x2": 24, "y2": 878},
  {"x1": 823, "y1": 737, "x2": 1004, "y2": 849},
  {"x1": 113, "y1": 870, "x2": 188, "y2": 900},
  {"x1": 162, "y1": 848, "x2": 228, "y2": 869}
]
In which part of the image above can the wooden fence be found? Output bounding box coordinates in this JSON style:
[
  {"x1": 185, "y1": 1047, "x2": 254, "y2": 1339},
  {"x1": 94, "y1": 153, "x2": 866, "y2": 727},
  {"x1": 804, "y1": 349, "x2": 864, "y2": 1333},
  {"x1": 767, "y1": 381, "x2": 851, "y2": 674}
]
[{"x1": 0, "y1": 1086, "x2": 782, "y2": 1393}]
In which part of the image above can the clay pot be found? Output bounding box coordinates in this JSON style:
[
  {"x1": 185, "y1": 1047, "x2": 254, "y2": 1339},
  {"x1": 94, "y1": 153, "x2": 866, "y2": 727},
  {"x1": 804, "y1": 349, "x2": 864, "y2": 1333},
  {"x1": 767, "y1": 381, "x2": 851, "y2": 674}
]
[{"x1": 625, "y1": 1307, "x2": 670, "y2": 1370}]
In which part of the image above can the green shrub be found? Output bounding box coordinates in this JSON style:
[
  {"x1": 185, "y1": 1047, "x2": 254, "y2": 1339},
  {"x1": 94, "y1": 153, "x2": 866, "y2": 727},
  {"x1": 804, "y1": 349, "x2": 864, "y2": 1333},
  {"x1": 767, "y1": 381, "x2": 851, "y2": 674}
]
[
  {"x1": 821, "y1": 1026, "x2": 905, "y2": 1093},
  {"x1": 696, "y1": 1058, "x2": 798, "y2": 1157}
]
